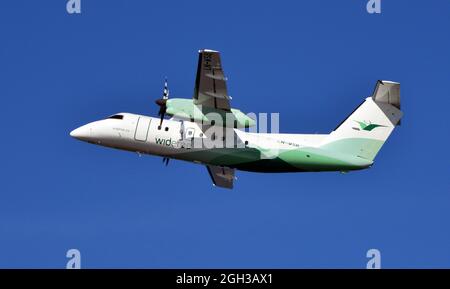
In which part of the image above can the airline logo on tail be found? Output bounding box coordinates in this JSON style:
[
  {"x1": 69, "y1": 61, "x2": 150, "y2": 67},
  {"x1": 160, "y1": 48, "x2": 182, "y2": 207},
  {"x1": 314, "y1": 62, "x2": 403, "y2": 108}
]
[{"x1": 355, "y1": 120, "x2": 386, "y2": 131}]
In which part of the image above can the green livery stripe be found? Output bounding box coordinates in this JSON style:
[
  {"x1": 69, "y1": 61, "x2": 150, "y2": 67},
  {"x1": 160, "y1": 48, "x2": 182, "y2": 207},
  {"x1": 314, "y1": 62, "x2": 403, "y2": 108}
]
[
  {"x1": 277, "y1": 147, "x2": 372, "y2": 171},
  {"x1": 320, "y1": 138, "x2": 385, "y2": 161},
  {"x1": 172, "y1": 145, "x2": 373, "y2": 173}
]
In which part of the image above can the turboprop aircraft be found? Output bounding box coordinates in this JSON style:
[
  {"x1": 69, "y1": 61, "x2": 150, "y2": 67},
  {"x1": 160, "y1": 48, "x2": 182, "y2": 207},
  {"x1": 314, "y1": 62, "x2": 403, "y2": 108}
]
[{"x1": 70, "y1": 49, "x2": 403, "y2": 189}]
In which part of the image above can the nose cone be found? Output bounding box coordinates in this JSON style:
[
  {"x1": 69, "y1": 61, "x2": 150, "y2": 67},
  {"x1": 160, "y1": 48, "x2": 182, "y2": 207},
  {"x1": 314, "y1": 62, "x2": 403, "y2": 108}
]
[{"x1": 70, "y1": 124, "x2": 91, "y2": 141}]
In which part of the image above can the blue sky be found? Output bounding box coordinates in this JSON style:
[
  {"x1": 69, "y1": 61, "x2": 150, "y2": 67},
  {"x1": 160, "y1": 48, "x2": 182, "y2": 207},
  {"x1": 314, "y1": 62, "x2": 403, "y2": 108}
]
[{"x1": 0, "y1": 0, "x2": 449, "y2": 268}]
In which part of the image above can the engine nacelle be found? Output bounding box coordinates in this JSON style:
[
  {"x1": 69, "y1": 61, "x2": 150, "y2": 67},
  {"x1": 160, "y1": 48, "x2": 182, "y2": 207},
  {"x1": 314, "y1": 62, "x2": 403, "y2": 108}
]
[{"x1": 165, "y1": 98, "x2": 256, "y2": 128}]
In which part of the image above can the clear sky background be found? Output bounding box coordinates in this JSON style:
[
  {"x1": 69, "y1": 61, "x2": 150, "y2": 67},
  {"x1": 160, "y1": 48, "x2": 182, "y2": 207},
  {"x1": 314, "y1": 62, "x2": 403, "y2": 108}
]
[{"x1": 0, "y1": 0, "x2": 449, "y2": 268}]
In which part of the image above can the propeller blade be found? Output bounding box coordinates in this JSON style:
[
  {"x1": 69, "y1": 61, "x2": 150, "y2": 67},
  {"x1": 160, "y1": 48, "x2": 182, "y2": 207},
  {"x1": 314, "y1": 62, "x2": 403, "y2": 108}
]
[
  {"x1": 159, "y1": 111, "x2": 165, "y2": 127},
  {"x1": 163, "y1": 78, "x2": 169, "y2": 100},
  {"x1": 155, "y1": 78, "x2": 169, "y2": 127},
  {"x1": 155, "y1": 99, "x2": 167, "y2": 126}
]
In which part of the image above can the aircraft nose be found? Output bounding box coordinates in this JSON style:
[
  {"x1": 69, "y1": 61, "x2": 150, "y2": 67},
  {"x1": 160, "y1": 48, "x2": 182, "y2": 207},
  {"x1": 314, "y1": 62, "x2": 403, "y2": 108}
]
[{"x1": 70, "y1": 124, "x2": 91, "y2": 141}]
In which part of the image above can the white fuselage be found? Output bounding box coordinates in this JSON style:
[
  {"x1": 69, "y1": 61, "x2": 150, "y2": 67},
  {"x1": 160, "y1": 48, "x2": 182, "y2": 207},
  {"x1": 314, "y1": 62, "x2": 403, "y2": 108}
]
[{"x1": 70, "y1": 112, "x2": 327, "y2": 165}]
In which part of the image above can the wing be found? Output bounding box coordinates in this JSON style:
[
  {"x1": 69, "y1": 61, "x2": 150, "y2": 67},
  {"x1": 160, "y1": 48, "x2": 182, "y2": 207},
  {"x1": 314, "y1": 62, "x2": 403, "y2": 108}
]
[
  {"x1": 193, "y1": 49, "x2": 231, "y2": 111},
  {"x1": 206, "y1": 165, "x2": 235, "y2": 189}
]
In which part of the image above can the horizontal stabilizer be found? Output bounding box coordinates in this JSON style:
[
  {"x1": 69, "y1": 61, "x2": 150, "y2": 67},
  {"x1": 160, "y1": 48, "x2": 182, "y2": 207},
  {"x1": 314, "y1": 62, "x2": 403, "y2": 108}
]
[{"x1": 372, "y1": 80, "x2": 400, "y2": 110}]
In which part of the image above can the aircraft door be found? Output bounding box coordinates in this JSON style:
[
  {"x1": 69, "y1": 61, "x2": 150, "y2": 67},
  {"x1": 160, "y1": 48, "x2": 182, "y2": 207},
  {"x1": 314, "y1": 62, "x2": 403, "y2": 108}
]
[{"x1": 134, "y1": 117, "x2": 151, "y2": 141}]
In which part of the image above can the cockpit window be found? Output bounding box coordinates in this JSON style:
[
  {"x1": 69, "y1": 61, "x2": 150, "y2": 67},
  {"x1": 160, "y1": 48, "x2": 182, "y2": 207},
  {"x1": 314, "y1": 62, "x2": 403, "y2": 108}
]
[{"x1": 108, "y1": 114, "x2": 124, "y2": 120}]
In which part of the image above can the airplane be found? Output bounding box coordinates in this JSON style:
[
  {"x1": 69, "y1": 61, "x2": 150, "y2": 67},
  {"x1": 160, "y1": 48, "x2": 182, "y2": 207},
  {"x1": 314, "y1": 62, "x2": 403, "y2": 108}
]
[{"x1": 70, "y1": 49, "x2": 403, "y2": 189}]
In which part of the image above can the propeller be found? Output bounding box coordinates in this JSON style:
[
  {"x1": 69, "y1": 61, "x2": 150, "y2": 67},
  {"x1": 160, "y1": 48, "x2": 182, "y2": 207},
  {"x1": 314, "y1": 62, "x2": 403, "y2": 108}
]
[
  {"x1": 155, "y1": 78, "x2": 169, "y2": 127},
  {"x1": 156, "y1": 79, "x2": 170, "y2": 167}
]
